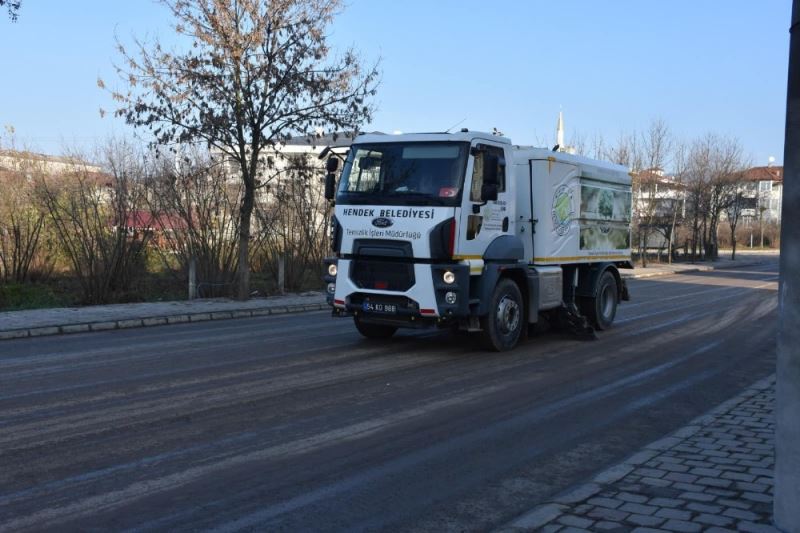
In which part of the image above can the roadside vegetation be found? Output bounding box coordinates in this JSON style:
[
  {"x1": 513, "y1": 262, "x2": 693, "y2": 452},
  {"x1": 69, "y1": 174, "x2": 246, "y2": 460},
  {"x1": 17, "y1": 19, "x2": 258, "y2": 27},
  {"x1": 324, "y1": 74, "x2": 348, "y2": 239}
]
[
  {"x1": 0, "y1": 120, "x2": 779, "y2": 311},
  {"x1": 568, "y1": 120, "x2": 778, "y2": 266},
  {"x1": 0, "y1": 136, "x2": 333, "y2": 309}
]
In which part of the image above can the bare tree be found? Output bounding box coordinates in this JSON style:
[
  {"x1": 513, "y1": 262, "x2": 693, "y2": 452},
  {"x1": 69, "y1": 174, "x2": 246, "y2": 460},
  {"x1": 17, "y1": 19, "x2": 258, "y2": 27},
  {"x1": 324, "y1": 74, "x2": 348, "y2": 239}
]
[
  {"x1": 145, "y1": 149, "x2": 241, "y2": 297},
  {"x1": 107, "y1": 0, "x2": 379, "y2": 299},
  {"x1": 0, "y1": 136, "x2": 57, "y2": 283},
  {"x1": 607, "y1": 131, "x2": 641, "y2": 170},
  {"x1": 36, "y1": 143, "x2": 152, "y2": 304},
  {"x1": 686, "y1": 136, "x2": 717, "y2": 262},
  {"x1": 0, "y1": 0, "x2": 20, "y2": 21},
  {"x1": 634, "y1": 119, "x2": 672, "y2": 267},
  {"x1": 0, "y1": 170, "x2": 49, "y2": 283},
  {"x1": 566, "y1": 130, "x2": 587, "y2": 156},
  {"x1": 725, "y1": 183, "x2": 746, "y2": 260},
  {"x1": 607, "y1": 131, "x2": 645, "y2": 262},
  {"x1": 588, "y1": 131, "x2": 608, "y2": 160},
  {"x1": 252, "y1": 152, "x2": 330, "y2": 291},
  {"x1": 662, "y1": 141, "x2": 688, "y2": 264},
  {"x1": 683, "y1": 134, "x2": 747, "y2": 262},
  {"x1": 705, "y1": 135, "x2": 746, "y2": 260}
]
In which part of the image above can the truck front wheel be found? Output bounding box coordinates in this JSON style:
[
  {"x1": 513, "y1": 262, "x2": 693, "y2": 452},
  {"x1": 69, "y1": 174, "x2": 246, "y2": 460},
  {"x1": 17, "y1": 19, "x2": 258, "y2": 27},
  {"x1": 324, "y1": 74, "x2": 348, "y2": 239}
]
[
  {"x1": 480, "y1": 278, "x2": 524, "y2": 351},
  {"x1": 582, "y1": 271, "x2": 618, "y2": 330},
  {"x1": 354, "y1": 316, "x2": 397, "y2": 339}
]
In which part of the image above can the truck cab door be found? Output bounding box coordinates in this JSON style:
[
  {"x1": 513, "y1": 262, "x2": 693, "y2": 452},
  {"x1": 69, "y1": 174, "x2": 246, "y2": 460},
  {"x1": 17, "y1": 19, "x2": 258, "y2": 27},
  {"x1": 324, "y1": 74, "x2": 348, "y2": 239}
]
[{"x1": 456, "y1": 142, "x2": 514, "y2": 260}]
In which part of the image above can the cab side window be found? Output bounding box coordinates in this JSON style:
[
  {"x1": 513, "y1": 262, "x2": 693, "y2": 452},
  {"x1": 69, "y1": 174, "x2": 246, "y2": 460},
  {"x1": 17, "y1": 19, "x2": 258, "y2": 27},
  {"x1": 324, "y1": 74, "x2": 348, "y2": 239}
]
[{"x1": 469, "y1": 145, "x2": 506, "y2": 202}]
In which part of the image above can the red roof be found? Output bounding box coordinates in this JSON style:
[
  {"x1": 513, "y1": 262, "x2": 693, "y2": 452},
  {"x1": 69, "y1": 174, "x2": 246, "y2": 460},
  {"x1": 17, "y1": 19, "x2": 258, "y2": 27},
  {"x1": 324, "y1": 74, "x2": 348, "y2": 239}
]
[
  {"x1": 120, "y1": 211, "x2": 188, "y2": 231},
  {"x1": 745, "y1": 166, "x2": 783, "y2": 183}
]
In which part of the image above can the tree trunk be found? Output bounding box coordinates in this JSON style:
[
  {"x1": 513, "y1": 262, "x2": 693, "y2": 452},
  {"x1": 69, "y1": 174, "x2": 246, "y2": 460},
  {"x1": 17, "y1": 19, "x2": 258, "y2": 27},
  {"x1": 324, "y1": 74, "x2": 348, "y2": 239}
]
[
  {"x1": 701, "y1": 216, "x2": 708, "y2": 260},
  {"x1": 640, "y1": 227, "x2": 648, "y2": 267},
  {"x1": 668, "y1": 212, "x2": 677, "y2": 265},
  {"x1": 236, "y1": 186, "x2": 255, "y2": 300}
]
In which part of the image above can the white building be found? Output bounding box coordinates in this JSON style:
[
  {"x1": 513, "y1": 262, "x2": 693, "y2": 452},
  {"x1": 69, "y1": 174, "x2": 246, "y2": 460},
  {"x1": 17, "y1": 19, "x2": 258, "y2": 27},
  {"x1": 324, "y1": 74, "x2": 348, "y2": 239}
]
[
  {"x1": 741, "y1": 164, "x2": 783, "y2": 223},
  {"x1": 215, "y1": 131, "x2": 357, "y2": 191},
  {"x1": 0, "y1": 149, "x2": 102, "y2": 175}
]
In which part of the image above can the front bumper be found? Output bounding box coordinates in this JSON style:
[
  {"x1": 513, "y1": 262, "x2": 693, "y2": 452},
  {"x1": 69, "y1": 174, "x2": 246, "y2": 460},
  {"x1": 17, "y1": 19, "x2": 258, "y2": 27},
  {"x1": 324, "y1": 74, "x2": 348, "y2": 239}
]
[{"x1": 323, "y1": 258, "x2": 469, "y2": 324}]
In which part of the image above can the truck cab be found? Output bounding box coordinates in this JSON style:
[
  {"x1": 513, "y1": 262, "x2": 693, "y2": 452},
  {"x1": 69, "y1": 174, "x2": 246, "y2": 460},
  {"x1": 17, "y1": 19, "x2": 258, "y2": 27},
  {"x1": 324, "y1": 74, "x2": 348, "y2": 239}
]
[{"x1": 323, "y1": 131, "x2": 632, "y2": 351}]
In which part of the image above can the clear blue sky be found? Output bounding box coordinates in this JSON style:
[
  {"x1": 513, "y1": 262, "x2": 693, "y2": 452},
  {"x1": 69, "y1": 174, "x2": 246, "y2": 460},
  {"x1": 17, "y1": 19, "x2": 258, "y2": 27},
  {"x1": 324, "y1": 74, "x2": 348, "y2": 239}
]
[{"x1": 0, "y1": 0, "x2": 791, "y2": 166}]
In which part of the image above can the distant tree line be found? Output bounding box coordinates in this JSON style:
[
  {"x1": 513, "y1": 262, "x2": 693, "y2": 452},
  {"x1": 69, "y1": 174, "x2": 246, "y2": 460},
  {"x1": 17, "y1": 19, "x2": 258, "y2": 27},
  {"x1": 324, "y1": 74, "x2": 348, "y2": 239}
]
[
  {"x1": 0, "y1": 138, "x2": 334, "y2": 307},
  {"x1": 568, "y1": 119, "x2": 768, "y2": 265}
]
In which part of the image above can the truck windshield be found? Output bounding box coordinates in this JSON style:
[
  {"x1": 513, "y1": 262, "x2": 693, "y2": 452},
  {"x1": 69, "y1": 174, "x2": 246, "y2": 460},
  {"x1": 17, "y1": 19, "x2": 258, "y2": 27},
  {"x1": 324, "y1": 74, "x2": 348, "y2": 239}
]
[{"x1": 336, "y1": 142, "x2": 468, "y2": 206}]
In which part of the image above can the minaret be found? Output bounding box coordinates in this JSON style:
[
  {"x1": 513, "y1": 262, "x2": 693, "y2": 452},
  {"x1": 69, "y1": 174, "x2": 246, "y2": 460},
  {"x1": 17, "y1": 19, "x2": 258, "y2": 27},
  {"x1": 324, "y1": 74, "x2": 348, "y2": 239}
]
[{"x1": 556, "y1": 111, "x2": 565, "y2": 148}]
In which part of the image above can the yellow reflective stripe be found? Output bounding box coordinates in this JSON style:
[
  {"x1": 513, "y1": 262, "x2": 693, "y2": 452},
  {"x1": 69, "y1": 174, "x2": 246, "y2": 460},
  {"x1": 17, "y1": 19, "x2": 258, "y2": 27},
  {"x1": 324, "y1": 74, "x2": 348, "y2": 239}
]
[
  {"x1": 532, "y1": 255, "x2": 630, "y2": 262},
  {"x1": 452, "y1": 254, "x2": 483, "y2": 260}
]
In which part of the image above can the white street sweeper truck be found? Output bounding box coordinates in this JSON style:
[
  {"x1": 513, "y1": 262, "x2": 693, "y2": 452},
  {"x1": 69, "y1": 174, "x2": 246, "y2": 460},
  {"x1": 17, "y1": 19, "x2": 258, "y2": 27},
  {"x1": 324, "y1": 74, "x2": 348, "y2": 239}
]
[{"x1": 322, "y1": 130, "x2": 632, "y2": 351}]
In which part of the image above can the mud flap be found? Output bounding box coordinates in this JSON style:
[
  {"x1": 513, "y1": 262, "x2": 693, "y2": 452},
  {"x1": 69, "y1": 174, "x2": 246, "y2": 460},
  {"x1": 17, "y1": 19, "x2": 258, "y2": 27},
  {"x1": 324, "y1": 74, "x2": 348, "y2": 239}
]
[{"x1": 620, "y1": 278, "x2": 631, "y2": 302}]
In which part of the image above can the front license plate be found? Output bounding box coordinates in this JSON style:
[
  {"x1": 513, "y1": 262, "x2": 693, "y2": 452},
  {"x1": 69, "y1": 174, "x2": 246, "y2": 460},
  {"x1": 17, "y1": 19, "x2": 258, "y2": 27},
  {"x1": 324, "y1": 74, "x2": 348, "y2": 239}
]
[{"x1": 362, "y1": 301, "x2": 398, "y2": 314}]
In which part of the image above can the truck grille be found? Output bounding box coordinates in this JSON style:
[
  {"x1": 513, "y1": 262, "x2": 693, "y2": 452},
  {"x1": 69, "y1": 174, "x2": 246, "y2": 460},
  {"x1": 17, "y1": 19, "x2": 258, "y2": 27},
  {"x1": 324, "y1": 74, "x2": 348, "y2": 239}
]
[{"x1": 350, "y1": 259, "x2": 415, "y2": 292}]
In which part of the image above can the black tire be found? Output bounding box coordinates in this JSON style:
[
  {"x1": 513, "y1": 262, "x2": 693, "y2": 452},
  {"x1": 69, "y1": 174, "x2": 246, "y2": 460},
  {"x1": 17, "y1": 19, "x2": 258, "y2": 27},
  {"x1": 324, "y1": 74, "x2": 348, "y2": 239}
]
[
  {"x1": 584, "y1": 271, "x2": 618, "y2": 330},
  {"x1": 479, "y1": 278, "x2": 525, "y2": 351},
  {"x1": 354, "y1": 316, "x2": 397, "y2": 339}
]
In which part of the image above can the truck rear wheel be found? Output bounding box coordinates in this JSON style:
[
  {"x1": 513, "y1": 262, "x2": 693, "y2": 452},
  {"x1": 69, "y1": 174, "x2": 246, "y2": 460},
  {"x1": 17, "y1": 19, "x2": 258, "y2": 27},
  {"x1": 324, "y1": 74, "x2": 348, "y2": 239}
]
[
  {"x1": 480, "y1": 278, "x2": 524, "y2": 351},
  {"x1": 582, "y1": 271, "x2": 618, "y2": 330},
  {"x1": 354, "y1": 316, "x2": 397, "y2": 339}
]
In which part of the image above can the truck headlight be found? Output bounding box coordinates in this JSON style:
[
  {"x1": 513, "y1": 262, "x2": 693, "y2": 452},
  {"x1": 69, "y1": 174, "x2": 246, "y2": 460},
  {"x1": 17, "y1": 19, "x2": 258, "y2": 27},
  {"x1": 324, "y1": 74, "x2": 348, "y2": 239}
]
[
  {"x1": 328, "y1": 263, "x2": 338, "y2": 277},
  {"x1": 443, "y1": 271, "x2": 455, "y2": 284},
  {"x1": 327, "y1": 282, "x2": 336, "y2": 294}
]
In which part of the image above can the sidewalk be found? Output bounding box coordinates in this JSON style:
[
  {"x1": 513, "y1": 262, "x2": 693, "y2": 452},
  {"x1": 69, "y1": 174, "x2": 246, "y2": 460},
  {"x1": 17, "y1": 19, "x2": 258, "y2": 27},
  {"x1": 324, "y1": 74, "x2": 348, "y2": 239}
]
[
  {"x1": 619, "y1": 251, "x2": 776, "y2": 279},
  {"x1": 0, "y1": 252, "x2": 776, "y2": 341},
  {"x1": 501, "y1": 375, "x2": 777, "y2": 533},
  {"x1": 0, "y1": 291, "x2": 327, "y2": 340}
]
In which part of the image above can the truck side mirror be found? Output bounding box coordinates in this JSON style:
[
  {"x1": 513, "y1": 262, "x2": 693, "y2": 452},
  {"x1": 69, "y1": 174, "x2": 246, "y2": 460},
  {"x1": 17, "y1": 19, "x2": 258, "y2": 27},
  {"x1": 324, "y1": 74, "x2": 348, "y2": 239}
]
[
  {"x1": 324, "y1": 173, "x2": 336, "y2": 200},
  {"x1": 324, "y1": 157, "x2": 339, "y2": 200},
  {"x1": 326, "y1": 157, "x2": 339, "y2": 173},
  {"x1": 483, "y1": 154, "x2": 499, "y2": 186},
  {"x1": 481, "y1": 183, "x2": 498, "y2": 202}
]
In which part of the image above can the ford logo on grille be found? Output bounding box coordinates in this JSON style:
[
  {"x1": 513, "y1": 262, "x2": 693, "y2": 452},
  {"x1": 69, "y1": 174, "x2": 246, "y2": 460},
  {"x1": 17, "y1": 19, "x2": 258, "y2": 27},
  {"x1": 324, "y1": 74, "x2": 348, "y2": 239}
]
[{"x1": 372, "y1": 217, "x2": 393, "y2": 228}]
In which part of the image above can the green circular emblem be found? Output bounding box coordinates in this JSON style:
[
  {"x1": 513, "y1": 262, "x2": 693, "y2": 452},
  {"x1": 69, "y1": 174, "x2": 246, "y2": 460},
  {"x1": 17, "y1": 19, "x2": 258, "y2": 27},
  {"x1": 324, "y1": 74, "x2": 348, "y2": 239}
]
[{"x1": 551, "y1": 185, "x2": 574, "y2": 236}]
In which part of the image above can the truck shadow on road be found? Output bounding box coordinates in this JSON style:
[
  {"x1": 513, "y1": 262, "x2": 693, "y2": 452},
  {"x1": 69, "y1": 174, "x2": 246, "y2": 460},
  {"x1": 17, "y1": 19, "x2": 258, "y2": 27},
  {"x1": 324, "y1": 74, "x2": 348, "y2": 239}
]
[{"x1": 354, "y1": 263, "x2": 779, "y2": 359}]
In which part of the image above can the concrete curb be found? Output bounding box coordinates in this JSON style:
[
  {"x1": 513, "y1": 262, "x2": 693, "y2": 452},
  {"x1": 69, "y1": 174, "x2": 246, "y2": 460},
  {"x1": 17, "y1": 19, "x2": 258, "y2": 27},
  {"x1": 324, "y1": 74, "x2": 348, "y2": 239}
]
[
  {"x1": 622, "y1": 265, "x2": 713, "y2": 280},
  {"x1": 621, "y1": 259, "x2": 769, "y2": 280},
  {"x1": 498, "y1": 374, "x2": 777, "y2": 532},
  {"x1": 0, "y1": 302, "x2": 329, "y2": 341}
]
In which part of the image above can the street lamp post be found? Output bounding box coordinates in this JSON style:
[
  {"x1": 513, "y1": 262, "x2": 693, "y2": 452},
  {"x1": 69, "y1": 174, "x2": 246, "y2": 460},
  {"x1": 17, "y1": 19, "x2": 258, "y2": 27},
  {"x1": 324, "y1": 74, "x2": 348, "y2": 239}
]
[{"x1": 775, "y1": 0, "x2": 800, "y2": 529}]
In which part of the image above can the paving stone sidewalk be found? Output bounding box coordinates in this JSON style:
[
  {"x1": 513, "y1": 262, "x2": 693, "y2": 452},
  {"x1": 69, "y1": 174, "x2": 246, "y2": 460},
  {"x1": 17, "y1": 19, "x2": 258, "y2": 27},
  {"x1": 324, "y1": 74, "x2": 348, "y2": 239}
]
[{"x1": 502, "y1": 375, "x2": 778, "y2": 533}]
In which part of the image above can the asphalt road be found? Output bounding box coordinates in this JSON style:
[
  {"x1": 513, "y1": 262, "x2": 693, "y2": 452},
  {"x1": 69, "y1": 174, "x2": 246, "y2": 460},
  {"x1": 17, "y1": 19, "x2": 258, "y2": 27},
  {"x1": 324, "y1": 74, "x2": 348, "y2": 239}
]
[{"x1": 0, "y1": 259, "x2": 779, "y2": 532}]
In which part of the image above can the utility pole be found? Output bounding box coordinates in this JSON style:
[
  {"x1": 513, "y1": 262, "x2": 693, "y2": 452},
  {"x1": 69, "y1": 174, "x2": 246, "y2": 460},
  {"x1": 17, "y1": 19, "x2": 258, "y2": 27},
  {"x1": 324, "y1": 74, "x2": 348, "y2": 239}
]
[{"x1": 775, "y1": 0, "x2": 800, "y2": 530}]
